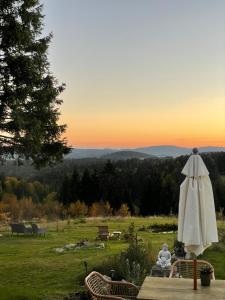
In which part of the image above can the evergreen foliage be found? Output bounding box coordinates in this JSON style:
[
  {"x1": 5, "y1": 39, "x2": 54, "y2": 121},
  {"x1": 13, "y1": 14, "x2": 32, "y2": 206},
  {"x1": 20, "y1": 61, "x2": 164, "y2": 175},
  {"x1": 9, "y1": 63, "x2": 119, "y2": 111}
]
[{"x1": 0, "y1": 0, "x2": 70, "y2": 167}]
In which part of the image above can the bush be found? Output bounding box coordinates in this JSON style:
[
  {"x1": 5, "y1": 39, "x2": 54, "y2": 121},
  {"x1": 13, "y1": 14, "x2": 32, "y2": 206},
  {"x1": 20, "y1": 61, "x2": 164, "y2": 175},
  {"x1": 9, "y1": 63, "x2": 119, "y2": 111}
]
[
  {"x1": 68, "y1": 201, "x2": 88, "y2": 217},
  {"x1": 19, "y1": 197, "x2": 37, "y2": 220},
  {"x1": 123, "y1": 222, "x2": 137, "y2": 241},
  {"x1": 116, "y1": 203, "x2": 130, "y2": 217},
  {"x1": 219, "y1": 229, "x2": 225, "y2": 243},
  {"x1": 148, "y1": 222, "x2": 177, "y2": 232},
  {"x1": 0, "y1": 193, "x2": 20, "y2": 221},
  {"x1": 41, "y1": 198, "x2": 63, "y2": 220},
  {"x1": 208, "y1": 228, "x2": 225, "y2": 252},
  {"x1": 216, "y1": 207, "x2": 224, "y2": 220},
  {"x1": 94, "y1": 240, "x2": 153, "y2": 285},
  {"x1": 103, "y1": 201, "x2": 113, "y2": 216},
  {"x1": 88, "y1": 201, "x2": 113, "y2": 217},
  {"x1": 173, "y1": 240, "x2": 186, "y2": 258},
  {"x1": 0, "y1": 190, "x2": 64, "y2": 221},
  {"x1": 93, "y1": 224, "x2": 154, "y2": 285},
  {"x1": 138, "y1": 225, "x2": 146, "y2": 231}
]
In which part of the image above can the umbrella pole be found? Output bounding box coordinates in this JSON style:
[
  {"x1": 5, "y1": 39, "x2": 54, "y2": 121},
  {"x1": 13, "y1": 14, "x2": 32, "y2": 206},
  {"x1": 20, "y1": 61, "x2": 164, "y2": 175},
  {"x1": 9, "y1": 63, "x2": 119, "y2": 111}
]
[{"x1": 193, "y1": 256, "x2": 197, "y2": 290}]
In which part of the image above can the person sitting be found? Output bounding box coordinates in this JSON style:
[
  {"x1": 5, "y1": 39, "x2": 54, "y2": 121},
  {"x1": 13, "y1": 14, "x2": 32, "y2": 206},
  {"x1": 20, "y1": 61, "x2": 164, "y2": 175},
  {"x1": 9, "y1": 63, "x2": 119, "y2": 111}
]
[{"x1": 156, "y1": 243, "x2": 171, "y2": 268}]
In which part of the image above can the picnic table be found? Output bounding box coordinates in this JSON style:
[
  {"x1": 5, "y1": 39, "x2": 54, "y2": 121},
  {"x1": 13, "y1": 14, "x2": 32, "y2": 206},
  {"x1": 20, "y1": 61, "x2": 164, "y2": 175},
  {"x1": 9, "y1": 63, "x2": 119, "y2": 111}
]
[{"x1": 137, "y1": 277, "x2": 225, "y2": 300}]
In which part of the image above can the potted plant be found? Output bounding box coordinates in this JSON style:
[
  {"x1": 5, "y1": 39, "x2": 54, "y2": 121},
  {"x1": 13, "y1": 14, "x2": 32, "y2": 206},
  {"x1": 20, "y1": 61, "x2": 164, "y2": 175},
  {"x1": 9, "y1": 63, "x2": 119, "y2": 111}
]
[{"x1": 200, "y1": 265, "x2": 213, "y2": 286}]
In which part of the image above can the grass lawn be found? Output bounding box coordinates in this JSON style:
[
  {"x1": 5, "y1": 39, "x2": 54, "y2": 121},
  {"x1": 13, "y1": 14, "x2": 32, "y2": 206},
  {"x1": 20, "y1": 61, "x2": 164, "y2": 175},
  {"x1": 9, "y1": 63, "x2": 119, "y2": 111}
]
[{"x1": 0, "y1": 217, "x2": 224, "y2": 300}]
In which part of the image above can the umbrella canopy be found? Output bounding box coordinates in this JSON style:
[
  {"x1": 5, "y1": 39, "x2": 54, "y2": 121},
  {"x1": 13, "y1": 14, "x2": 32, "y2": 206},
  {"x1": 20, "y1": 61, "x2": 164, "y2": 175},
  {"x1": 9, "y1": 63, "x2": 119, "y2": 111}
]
[{"x1": 178, "y1": 153, "x2": 218, "y2": 256}]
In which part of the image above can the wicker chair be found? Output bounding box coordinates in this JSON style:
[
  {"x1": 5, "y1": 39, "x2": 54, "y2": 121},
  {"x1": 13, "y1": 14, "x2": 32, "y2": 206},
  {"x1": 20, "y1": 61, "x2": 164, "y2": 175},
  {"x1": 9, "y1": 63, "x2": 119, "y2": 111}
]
[
  {"x1": 169, "y1": 259, "x2": 215, "y2": 280},
  {"x1": 85, "y1": 271, "x2": 139, "y2": 300}
]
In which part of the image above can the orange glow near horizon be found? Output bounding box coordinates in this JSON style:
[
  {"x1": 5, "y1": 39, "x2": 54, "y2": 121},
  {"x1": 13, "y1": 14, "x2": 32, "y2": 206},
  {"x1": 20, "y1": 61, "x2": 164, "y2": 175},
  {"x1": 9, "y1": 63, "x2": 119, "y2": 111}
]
[
  {"x1": 44, "y1": 1, "x2": 225, "y2": 149},
  {"x1": 61, "y1": 97, "x2": 225, "y2": 148}
]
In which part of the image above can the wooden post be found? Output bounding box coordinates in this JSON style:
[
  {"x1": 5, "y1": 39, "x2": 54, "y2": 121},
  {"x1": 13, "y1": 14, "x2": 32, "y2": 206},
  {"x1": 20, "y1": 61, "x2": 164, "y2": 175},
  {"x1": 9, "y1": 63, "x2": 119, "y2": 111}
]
[{"x1": 193, "y1": 258, "x2": 197, "y2": 290}]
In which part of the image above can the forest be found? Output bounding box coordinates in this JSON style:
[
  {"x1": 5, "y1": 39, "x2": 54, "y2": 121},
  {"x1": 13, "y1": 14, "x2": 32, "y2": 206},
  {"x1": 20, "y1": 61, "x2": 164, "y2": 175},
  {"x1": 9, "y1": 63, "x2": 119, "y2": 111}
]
[{"x1": 0, "y1": 152, "x2": 225, "y2": 220}]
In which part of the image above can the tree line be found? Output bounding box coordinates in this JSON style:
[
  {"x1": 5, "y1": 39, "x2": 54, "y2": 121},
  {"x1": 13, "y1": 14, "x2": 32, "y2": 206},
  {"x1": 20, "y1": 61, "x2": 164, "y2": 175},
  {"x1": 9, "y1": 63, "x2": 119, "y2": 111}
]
[
  {"x1": 59, "y1": 152, "x2": 225, "y2": 216},
  {"x1": 0, "y1": 152, "x2": 225, "y2": 220},
  {"x1": 0, "y1": 176, "x2": 130, "y2": 221}
]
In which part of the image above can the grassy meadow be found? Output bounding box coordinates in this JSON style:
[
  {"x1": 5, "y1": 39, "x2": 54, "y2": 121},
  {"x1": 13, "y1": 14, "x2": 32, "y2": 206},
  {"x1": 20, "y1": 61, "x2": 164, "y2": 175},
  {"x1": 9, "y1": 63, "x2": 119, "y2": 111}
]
[{"x1": 0, "y1": 217, "x2": 224, "y2": 300}]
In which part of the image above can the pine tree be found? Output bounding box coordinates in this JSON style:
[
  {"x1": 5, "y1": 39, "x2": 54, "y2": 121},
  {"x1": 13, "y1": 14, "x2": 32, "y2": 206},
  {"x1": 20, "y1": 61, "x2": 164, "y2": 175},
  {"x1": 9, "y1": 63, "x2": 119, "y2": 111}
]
[
  {"x1": 70, "y1": 167, "x2": 80, "y2": 201},
  {"x1": 59, "y1": 175, "x2": 71, "y2": 206},
  {"x1": 0, "y1": 0, "x2": 70, "y2": 167}
]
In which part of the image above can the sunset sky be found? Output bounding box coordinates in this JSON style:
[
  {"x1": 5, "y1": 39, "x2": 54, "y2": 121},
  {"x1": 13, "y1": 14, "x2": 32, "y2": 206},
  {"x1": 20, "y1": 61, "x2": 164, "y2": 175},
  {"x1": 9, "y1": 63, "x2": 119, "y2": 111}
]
[{"x1": 43, "y1": 0, "x2": 225, "y2": 148}]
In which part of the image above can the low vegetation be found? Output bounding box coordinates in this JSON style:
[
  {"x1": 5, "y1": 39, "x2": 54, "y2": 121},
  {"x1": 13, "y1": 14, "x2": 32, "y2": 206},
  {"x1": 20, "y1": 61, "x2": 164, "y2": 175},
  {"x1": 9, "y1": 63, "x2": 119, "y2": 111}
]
[
  {"x1": 138, "y1": 223, "x2": 178, "y2": 232},
  {"x1": 0, "y1": 217, "x2": 224, "y2": 300}
]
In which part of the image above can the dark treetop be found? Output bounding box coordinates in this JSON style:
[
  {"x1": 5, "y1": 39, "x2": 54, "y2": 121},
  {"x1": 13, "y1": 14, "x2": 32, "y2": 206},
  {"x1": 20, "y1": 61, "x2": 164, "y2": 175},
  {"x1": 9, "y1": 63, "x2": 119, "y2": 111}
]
[{"x1": 0, "y1": 0, "x2": 70, "y2": 167}]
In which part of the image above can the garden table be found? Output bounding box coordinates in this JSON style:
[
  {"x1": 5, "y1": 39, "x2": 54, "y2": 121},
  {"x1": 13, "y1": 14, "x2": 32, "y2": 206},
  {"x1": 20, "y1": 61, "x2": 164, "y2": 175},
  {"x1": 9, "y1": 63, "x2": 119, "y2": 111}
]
[
  {"x1": 137, "y1": 277, "x2": 225, "y2": 300},
  {"x1": 111, "y1": 231, "x2": 122, "y2": 239}
]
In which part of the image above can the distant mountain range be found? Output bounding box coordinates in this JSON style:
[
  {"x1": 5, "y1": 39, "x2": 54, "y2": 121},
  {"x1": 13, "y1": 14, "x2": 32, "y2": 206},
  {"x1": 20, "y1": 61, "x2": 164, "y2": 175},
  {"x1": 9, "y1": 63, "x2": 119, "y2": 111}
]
[
  {"x1": 102, "y1": 150, "x2": 153, "y2": 160},
  {"x1": 66, "y1": 145, "x2": 225, "y2": 160}
]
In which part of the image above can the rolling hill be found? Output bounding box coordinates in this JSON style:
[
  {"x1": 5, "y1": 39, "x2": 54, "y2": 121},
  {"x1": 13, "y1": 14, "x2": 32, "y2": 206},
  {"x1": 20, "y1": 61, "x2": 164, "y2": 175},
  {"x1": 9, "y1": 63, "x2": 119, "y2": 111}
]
[
  {"x1": 101, "y1": 150, "x2": 154, "y2": 160},
  {"x1": 65, "y1": 145, "x2": 225, "y2": 159}
]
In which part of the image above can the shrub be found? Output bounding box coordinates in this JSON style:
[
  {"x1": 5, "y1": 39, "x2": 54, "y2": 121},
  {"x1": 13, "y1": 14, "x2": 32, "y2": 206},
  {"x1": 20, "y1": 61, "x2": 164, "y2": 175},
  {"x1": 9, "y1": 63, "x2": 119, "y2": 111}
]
[
  {"x1": 41, "y1": 198, "x2": 63, "y2": 220},
  {"x1": 88, "y1": 201, "x2": 112, "y2": 217},
  {"x1": 0, "y1": 212, "x2": 10, "y2": 223},
  {"x1": 1, "y1": 193, "x2": 20, "y2": 221},
  {"x1": 88, "y1": 202, "x2": 101, "y2": 217},
  {"x1": 93, "y1": 239, "x2": 153, "y2": 285},
  {"x1": 138, "y1": 225, "x2": 146, "y2": 231},
  {"x1": 217, "y1": 207, "x2": 224, "y2": 220},
  {"x1": 219, "y1": 229, "x2": 225, "y2": 243},
  {"x1": 123, "y1": 222, "x2": 136, "y2": 241},
  {"x1": 0, "y1": 191, "x2": 64, "y2": 221},
  {"x1": 149, "y1": 222, "x2": 177, "y2": 232},
  {"x1": 207, "y1": 228, "x2": 225, "y2": 252},
  {"x1": 103, "y1": 201, "x2": 113, "y2": 216},
  {"x1": 173, "y1": 240, "x2": 186, "y2": 258},
  {"x1": 117, "y1": 203, "x2": 130, "y2": 217},
  {"x1": 93, "y1": 223, "x2": 154, "y2": 285},
  {"x1": 19, "y1": 197, "x2": 37, "y2": 220},
  {"x1": 68, "y1": 201, "x2": 88, "y2": 217}
]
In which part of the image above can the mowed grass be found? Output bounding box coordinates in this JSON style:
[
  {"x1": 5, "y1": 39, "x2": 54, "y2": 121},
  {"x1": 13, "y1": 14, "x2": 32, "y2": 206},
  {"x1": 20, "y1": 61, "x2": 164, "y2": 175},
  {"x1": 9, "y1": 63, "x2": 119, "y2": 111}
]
[{"x1": 0, "y1": 217, "x2": 224, "y2": 300}]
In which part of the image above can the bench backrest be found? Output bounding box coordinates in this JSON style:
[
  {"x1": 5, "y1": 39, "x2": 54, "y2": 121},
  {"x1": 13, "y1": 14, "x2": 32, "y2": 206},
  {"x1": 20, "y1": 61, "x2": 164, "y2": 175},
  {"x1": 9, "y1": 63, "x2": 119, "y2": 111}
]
[
  {"x1": 98, "y1": 226, "x2": 109, "y2": 234},
  {"x1": 10, "y1": 223, "x2": 26, "y2": 233}
]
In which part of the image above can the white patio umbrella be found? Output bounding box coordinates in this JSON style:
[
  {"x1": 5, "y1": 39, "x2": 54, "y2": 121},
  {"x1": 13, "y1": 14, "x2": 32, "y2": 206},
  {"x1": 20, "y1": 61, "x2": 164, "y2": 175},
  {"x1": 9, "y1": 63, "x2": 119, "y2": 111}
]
[{"x1": 178, "y1": 149, "x2": 218, "y2": 289}]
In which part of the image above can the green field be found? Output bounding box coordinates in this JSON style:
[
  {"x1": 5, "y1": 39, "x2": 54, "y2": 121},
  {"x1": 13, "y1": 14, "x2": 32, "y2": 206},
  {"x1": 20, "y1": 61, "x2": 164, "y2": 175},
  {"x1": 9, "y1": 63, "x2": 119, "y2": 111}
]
[{"x1": 0, "y1": 217, "x2": 224, "y2": 300}]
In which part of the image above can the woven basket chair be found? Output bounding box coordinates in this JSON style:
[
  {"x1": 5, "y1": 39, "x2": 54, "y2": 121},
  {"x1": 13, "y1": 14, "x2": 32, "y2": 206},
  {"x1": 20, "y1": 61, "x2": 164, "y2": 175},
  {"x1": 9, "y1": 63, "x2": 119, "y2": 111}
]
[
  {"x1": 85, "y1": 271, "x2": 139, "y2": 300},
  {"x1": 169, "y1": 259, "x2": 215, "y2": 280}
]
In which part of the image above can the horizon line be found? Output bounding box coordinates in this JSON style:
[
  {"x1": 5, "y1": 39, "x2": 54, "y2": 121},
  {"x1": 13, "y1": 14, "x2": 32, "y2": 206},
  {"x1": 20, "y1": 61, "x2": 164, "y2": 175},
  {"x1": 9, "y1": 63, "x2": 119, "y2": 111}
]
[{"x1": 70, "y1": 144, "x2": 225, "y2": 150}]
